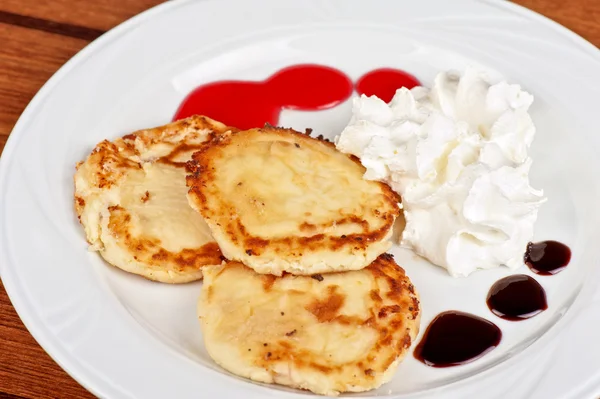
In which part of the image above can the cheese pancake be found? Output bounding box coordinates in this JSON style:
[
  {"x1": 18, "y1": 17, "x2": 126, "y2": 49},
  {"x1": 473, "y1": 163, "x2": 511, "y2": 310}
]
[
  {"x1": 186, "y1": 126, "x2": 400, "y2": 276},
  {"x1": 199, "y1": 254, "x2": 420, "y2": 396},
  {"x1": 74, "y1": 116, "x2": 234, "y2": 283}
]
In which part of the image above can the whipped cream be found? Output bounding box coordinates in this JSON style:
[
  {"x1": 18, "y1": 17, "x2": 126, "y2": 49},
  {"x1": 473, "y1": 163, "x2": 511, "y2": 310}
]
[{"x1": 335, "y1": 68, "x2": 546, "y2": 277}]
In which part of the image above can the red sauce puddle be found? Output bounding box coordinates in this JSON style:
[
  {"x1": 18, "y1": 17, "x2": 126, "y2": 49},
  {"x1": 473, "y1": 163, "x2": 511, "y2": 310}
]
[
  {"x1": 173, "y1": 64, "x2": 421, "y2": 129},
  {"x1": 173, "y1": 64, "x2": 353, "y2": 130},
  {"x1": 356, "y1": 68, "x2": 421, "y2": 103}
]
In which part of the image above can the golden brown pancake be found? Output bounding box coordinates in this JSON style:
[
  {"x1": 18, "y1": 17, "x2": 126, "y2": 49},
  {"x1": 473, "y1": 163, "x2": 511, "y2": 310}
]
[
  {"x1": 74, "y1": 116, "x2": 234, "y2": 283},
  {"x1": 198, "y1": 254, "x2": 420, "y2": 396},
  {"x1": 186, "y1": 126, "x2": 401, "y2": 276}
]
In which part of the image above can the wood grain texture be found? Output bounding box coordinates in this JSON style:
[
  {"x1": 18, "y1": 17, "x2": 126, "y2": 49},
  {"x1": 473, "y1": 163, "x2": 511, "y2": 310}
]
[
  {"x1": 0, "y1": 281, "x2": 93, "y2": 399},
  {"x1": 0, "y1": 23, "x2": 87, "y2": 155},
  {"x1": 0, "y1": 1, "x2": 598, "y2": 398},
  {"x1": 0, "y1": 0, "x2": 164, "y2": 32},
  {"x1": 513, "y1": 0, "x2": 600, "y2": 46},
  {"x1": 0, "y1": 11, "x2": 105, "y2": 41}
]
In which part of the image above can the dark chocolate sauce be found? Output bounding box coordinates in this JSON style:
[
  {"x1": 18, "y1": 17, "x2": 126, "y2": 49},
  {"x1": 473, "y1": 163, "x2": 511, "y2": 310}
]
[
  {"x1": 414, "y1": 311, "x2": 501, "y2": 367},
  {"x1": 487, "y1": 274, "x2": 547, "y2": 321},
  {"x1": 173, "y1": 64, "x2": 353, "y2": 130},
  {"x1": 525, "y1": 241, "x2": 571, "y2": 275}
]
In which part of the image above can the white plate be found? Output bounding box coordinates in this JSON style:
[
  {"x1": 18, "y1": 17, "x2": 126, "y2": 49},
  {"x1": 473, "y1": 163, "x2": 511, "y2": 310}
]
[{"x1": 2, "y1": 0, "x2": 600, "y2": 398}]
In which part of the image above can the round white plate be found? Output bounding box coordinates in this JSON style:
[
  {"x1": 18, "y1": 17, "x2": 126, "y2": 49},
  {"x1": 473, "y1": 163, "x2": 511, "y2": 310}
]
[{"x1": 2, "y1": 0, "x2": 600, "y2": 398}]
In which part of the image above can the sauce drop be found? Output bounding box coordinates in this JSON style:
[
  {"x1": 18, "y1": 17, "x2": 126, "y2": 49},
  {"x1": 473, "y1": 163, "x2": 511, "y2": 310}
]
[
  {"x1": 355, "y1": 68, "x2": 421, "y2": 103},
  {"x1": 173, "y1": 64, "x2": 353, "y2": 130},
  {"x1": 525, "y1": 241, "x2": 571, "y2": 275},
  {"x1": 487, "y1": 274, "x2": 547, "y2": 321},
  {"x1": 414, "y1": 311, "x2": 501, "y2": 368}
]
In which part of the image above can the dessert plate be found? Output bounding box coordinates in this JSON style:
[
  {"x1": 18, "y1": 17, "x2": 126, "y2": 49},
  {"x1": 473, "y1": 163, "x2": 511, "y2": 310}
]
[{"x1": 1, "y1": 0, "x2": 600, "y2": 398}]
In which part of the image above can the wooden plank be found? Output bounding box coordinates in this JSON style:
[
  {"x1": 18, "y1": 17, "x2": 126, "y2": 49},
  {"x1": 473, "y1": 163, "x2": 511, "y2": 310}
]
[
  {"x1": 0, "y1": 11, "x2": 104, "y2": 41},
  {"x1": 513, "y1": 0, "x2": 600, "y2": 46},
  {"x1": 0, "y1": 23, "x2": 88, "y2": 156},
  {"x1": 0, "y1": 281, "x2": 93, "y2": 399},
  {"x1": 0, "y1": 23, "x2": 89, "y2": 395},
  {"x1": 0, "y1": 135, "x2": 6, "y2": 157},
  {"x1": 0, "y1": 0, "x2": 165, "y2": 32}
]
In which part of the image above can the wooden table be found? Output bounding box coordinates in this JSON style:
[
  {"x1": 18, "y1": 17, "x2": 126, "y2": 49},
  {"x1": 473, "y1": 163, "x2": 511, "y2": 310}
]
[{"x1": 0, "y1": 1, "x2": 598, "y2": 397}]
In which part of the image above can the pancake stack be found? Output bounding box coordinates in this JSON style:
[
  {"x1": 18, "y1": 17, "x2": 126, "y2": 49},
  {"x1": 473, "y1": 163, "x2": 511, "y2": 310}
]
[
  {"x1": 74, "y1": 116, "x2": 421, "y2": 396},
  {"x1": 187, "y1": 125, "x2": 421, "y2": 395}
]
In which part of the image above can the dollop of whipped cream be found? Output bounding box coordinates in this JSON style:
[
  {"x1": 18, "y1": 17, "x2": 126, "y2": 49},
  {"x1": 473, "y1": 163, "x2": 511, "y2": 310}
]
[{"x1": 335, "y1": 68, "x2": 546, "y2": 277}]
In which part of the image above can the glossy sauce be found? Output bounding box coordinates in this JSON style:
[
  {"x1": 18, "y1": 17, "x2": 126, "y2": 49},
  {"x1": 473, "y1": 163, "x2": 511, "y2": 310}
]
[
  {"x1": 525, "y1": 241, "x2": 571, "y2": 275},
  {"x1": 173, "y1": 64, "x2": 353, "y2": 130},
  {"x1": 355, "y1": 68, "x2": 421, "y2": 103},
  {"x1": 414, "y1": 311, "x2": 501, "y2": 367},
  {"x1": 487, "y1": 275, "x2": 547, "y2": 321}
]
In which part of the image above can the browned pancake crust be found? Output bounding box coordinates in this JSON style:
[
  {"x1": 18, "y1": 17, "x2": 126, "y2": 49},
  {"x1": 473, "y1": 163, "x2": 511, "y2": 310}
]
[
  {"x1": 74, "y1": 116, "x2": 235, "y2": 282},
  {"x1": 199, "y1": 253, "x2": 420, "y2": 394},
  {"x1": 250, "y1": 254, "x2": 419, "y2": 376},
  {"x1": 186, "y1": 126, "x2": 401, "y2": 273},
  {"x1": 106, "y1": 205, "x2": 223, "y2": 277},
  {"x1": 75, "y1": 116, "x2": 235, "y2": 200}
]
